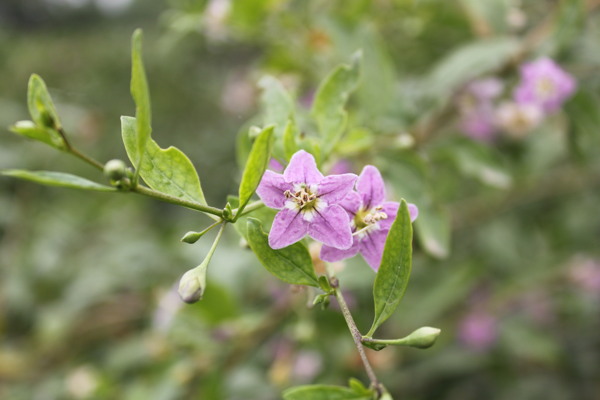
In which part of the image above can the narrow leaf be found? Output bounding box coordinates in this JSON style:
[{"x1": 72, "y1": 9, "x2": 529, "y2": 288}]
[
  {"x1": 368, "y1": 199, "x2": 413, "y2": 336},
  {"x1": 282, "y1": 118, "x2": 299, "y2": 161},
  {"x1": 121, "y1": 116, "x2": 207, "y2": 205},
  {"x1": 311, "y1": 51, "x2": 362, "y2": 157},
  {"x1": 259, "y1": 76, "x2": 295, "y2": 161},
  {"x1": 246, "y1": 218, "x2": 319, "y2": 287},
  {"x1": 9, "y1": 121, "x2": 62, "y2": 148},
  {"x1": 414, "y1": 203, "x2": 450, "y2": 260},
  {"x1": 283, "y1": 385, "x2": 371, "y2": 400},
  {"x1": 2, "y1": 170, "x2": 116, "y2": 192},
  {"x1": 238, "y1": 125, "x2": 273, "y2": 213},
  {"x1": 130, "y1": 29, "x2": 152, "y2": 174}
]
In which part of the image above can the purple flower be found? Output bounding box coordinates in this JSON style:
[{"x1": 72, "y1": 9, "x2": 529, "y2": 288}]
[
  {"x1": 458, "y1": 311, "x2": 498, "y2": 351},
  {"x1": 256, "y1": 150, "x2": 357, "y2": 249},
  {"x1": 457, "y1": 78, "x2": 504, "y2": 142},
  {"x1": 514, "y1": 57, "x2": 576, "y2": 113},
  {"x1": 320, "y1": 166, "x2": 418, "y2": 271}
]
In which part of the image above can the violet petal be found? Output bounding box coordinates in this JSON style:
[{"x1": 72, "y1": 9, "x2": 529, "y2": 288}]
[
  {"x1": 320, "y1": 237, "x2": 360, "y2": 262},
  {"x1": 283, "y1": 150, "x2": 323, "y2": 185},
  {"x1": 357, "y1": 165, "x2": 386, "y2": 209},
  {"x1": 308, "y1": 205, "x2": 353, "y2": 250},
  {"x1": 317, "y1": 173, "x2": 357, "y2": 204},
  {"x1": 256, "y1": 170, "x2": 292, "y2": 209},
  {"x1": 269, "y1": 208, "x2": 309, "y2": 249},
  {"x1": 359, "y1": 229, "x2": 388, "y2": 271}
]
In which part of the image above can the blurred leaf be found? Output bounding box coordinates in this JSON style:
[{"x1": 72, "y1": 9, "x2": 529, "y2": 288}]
[
  {"x1": 246, "y1": 218, "x2": 319, "y2": 287},
  {"x1": 193, "y1": 281, "x2": 240, "y2": 325},
  {"x1": 27, "y1": 74, "x2": 62, "y2": 129},
  {"x1": 121, "y1": 116, "x2": 207, "y2": 205},
  {"x1": 565, "y1": 90, "x2": 600, "y2": 161},
  {"x1": 2, "y1": 170, "x2": 116, "y2": 191},
  {"x1": 283, "y1": 118, "x2": 299, "y2": 161},
  {"x1": 238, "y1": 126, "x2": 273, "y2": 214},
  {"x1": 283, "y1": 385, "x2": 372, "y2": 400},
  {"x1": 414, "y1": 202, "x2": 451, "y2": 259},
  {"x1": 9, "y1": 121, "x2": 63, "y2": 149},
  {"x1": 130, "y1": 29, "x2": 152, "y2": 177},
  {"x1": 259, "y1": 76, "x2": 295, "y2": 160},
  {"x1": 312, "y1": 51, "x2": 362, "y2": 157},
  {"x1": 426, "y1": 37, "x2": 519, "y2": 101},
  {"x1": 368, "y1": 200, "x2": 413, "y2": 337},
  {"x1": 435, "y1": 137, "x2": 512, "y2": 189}
]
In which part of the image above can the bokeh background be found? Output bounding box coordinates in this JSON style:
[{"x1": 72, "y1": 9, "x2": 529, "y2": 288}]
[{"x1": 1, "y1": 1, "x2": 599, "y2": 399}]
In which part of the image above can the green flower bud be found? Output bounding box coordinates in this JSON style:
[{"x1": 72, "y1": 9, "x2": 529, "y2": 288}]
[
  {"x1": 104, "y1": 159, "x2": 128, "y2": 181},
  {"x1": 402, "y1": 326, "x2": 441, "y2": 349},
  {"x1": 178, "y1": 265, "x2": 207, "y2": 304}
]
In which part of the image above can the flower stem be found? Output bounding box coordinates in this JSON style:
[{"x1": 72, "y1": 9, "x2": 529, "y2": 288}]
[
  {"x1": 68, "y1": 147, "x2": 105, "y2": 171},
  {"x1": 331, "y1": 278, "x2": 383, "y2": 395},
  {"x1": 233, "y1": 200, "x2": 265, "y2": 221},
  {"x1": 133, "y1": 185, "x2": 224, "y2": 217}
]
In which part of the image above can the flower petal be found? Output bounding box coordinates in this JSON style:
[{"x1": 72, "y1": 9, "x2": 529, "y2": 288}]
[
  {"x1": 268, "y1": 208, "x2": 309, "y2": 249},
  {"x1": 308, "y1": 205, "x2": 353, "y2": 249},
  {"x1": 283, "y1": 150, "x2": 324, "y2": 185},
  {"x1": 317, "y1": 173, "x2": 357, "y2": 204},
  {"x1": 320, "y1": 237, "x2": 360, "y2": 262},
  {"x1": 359, "y1": 230, "x2": 388, "y2": 271},
  {"x1": 357, "y1": 165, "x2": 386, "y2": 209},
  {"x1": 339, "y1": 191, "x2": 362, "y2": 215},
  {"x1": 378, "y1": 201, "x2": 418, "y2": 230},
  {"x1": 256, "y1": 170, "x2": 292, "y2": 209}
]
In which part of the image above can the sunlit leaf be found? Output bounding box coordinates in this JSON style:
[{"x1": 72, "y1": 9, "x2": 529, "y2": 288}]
[
  {"x1": 311, "y1": 51, "x2": 362, "y2": 157},
  {"x1": 368, "y1": 200, "x2": 413, "y2": 337},
  {"x1": 2, "y1": 170, "x2": 116, "y2": 192},
  {"x1": 246, "y1": 218, "x2": 319, "y2": 287},
  {"x1": 121, "y1": 116, "x2": 206, "y2": 205},
  {"x1": 130, "y1": 29, "x2": 152, "y2": 176},
  {"x1": 238, "y1": 126, "x2": 273, "y2": 214},
  {"x1": 283, "y1": 385, "x2": 372, "y2": 400},
  {"x1": 414, "y1": 202, "x2": 450, "y2": 260}
]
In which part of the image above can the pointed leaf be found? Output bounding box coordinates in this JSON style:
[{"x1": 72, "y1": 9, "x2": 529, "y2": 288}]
[
  {"x1": 130, "y1": 29, "x2": 152, "y2": 175},
  {"x1": 283, "y1": 385, "x2": 372, "y2": 400},
  {"x1": 246, "y1": 218, "x2": 319, "y2": 287},
  {"x1": 311, "y1": 51, "x2": 362, "y2": 157},
  {"x1": 259, "y1": 76, "x2": 295, "y2": 160},
  {"x1": 27, "y1": 74, "x2": 62, "y2": 129},
  {"x1": 368, "y1": 199, "x2": 413, "y2": 337},
  {"x1": 238, "y1": 125, "x2": 274, "y2": 213},
  {"x1": 414, "y1": 202, "x2": 450, "y2": 259},
  {"x1": 9, "y1": 121, "x2": 63, "y2": 148},
  {"x1": 2, "y1": 170, "x2": 116, "y2": 192},
  {"x1": 282, "y1": 118, "x2": 299, "y2": 161},
  {"x1": 121, "y1": 116, "x2": 207, "y2": 205}
]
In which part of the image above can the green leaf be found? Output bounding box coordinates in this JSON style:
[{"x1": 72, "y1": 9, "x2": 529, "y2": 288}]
[
  {"x1": 246, "y1": 218, "x2": 319, "y2": 287},
  {"x1": 9, "y1": 120, "x2": 63, "y2": 148},
  {"x1": 282, "y1": 118, "x2": 299, "y2": 161},
  {"x1": 2, "y1": 170, "x2": 116, "y2": 192},
  {"x1": 130, "y1": 29, "x2": 152, "y2": 176},
  {"x1": 311, "y1": 51, "x2": 362, "y2": 157},
  {"x1": 426, "y1": 37, "x2": 519, "y2": 101},
  {"x1": 283, "y1": 385, "x2": 372, "y2": 400},
  {"x1": 237, "y1": 126, "x2": 273, "y2": 214},
  {"x1": 27, "y1": 74, "x2": 62, "y2": 129},
  {"x1": 121, "y1": 116, "x2": 207, "y2": 205},
  {"x1": 414, "y1": 202, "x2": 450, "y2": 260},
  {"x1": 259, "y1": 76, "x2": 295, "y2": 161},
  {"x1": 227, "y1": 195, "x2": 277, "y2": 241},
  {"x1": 368, "y1": 199, "x2": 413, "y2": 337}
]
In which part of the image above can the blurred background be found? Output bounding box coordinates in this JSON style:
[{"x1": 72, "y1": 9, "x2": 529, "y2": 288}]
[{"x1": 1, "y1": 0, "x2": 599, "y2": 399}]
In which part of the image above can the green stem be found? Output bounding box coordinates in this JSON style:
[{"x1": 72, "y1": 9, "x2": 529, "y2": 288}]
[
  {"x1": 133, "y1": 185, "x2": 224, "y2": 217},
  {"x1": 331, "y1": 279, "x2": 382, "y2": 395},
  {"x1": 68, "y1": 147, "x2": 105, "y2": 171},
  {"x1": 206, "y1": 222, "x2": 227, "y2": 260},
  {"x1": 234, "y1": 200, "x2": 265, "y2": 220},
  {"x1": 362, "y1": 337, "x2": 410, "y2": 347}
]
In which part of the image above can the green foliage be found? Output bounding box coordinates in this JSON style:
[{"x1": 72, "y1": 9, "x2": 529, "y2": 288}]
[
  {"x1": 121, "y1": 116, "x2": 207, "y2": 205},
  {"x1": 246, "y1": 218, "x2": 319, "y2": 287},
  {"x1": 130, "y1": 29, "x2": 152, "y2": 178},
  {"x1": 237, "y1": 125, "x2": 273, "y2": 215},
  {"x1": 1, "y1": 170, "x2": 116, "y2": 191},
  {"x1": 368, "y1": 200, "x2": 413, "y2": 337},
  {"x1": 283, "y1": 384, "x2": 373, "y2": 400},
  {"x1": 311, "y1": 51, "x2": 362, "y2": 158}
]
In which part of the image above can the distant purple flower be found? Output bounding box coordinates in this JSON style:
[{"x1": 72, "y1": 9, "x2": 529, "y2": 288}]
[
  {"x1": 320, "y1": 166, "x2": 418, "y2": 271},
  {"x1": 256, "y1": 150, "x2": 357, "y2": 249},
  {"x1": 458, "y1": 311, "x2": 498, "y2": 351},
  {"x1": 514, "y1": 57, "x2": 576, "y2": 113},
  {"x1": 457, "y1": 78, "x2": 504, "y2": 142}
]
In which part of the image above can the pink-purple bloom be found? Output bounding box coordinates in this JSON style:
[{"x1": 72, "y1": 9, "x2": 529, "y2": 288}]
[
  {"x1": 457, "y1": 78, "x2": 504, "y2": 142},
  {"x1": 514, "y1": 57, "x2": 576, "y2": 113},
  {"x1": 256, "y1": 150, "x2": 357, "y2": 250},
  {"x1": 320, "y1": 166, "x2": 418, "y2": 271},
  {"x1": 458, "y1": 311, "x2": 498, "y2": 351}
]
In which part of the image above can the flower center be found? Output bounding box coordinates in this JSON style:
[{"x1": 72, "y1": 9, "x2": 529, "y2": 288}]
[
  {"x1": 284, "y1": 184, "x2": 318, "y2": 210},
  {"x1": 353, "y1": 205, "x2": 388, "y2": 237},
  {"x1": 536, "y1": 77, "x2": 555, "y2": 98}
]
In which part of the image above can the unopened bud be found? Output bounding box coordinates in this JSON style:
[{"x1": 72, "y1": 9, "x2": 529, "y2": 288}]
[
  {"x1": 402, "y1": 326, "x2": 441, "y2": 349},
  {"x1": 178, "y1": 266, "x2": 207, "y2": 304},
  {"x1": 104, "y1": 159, "x2": 128, "y2": 181}
]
